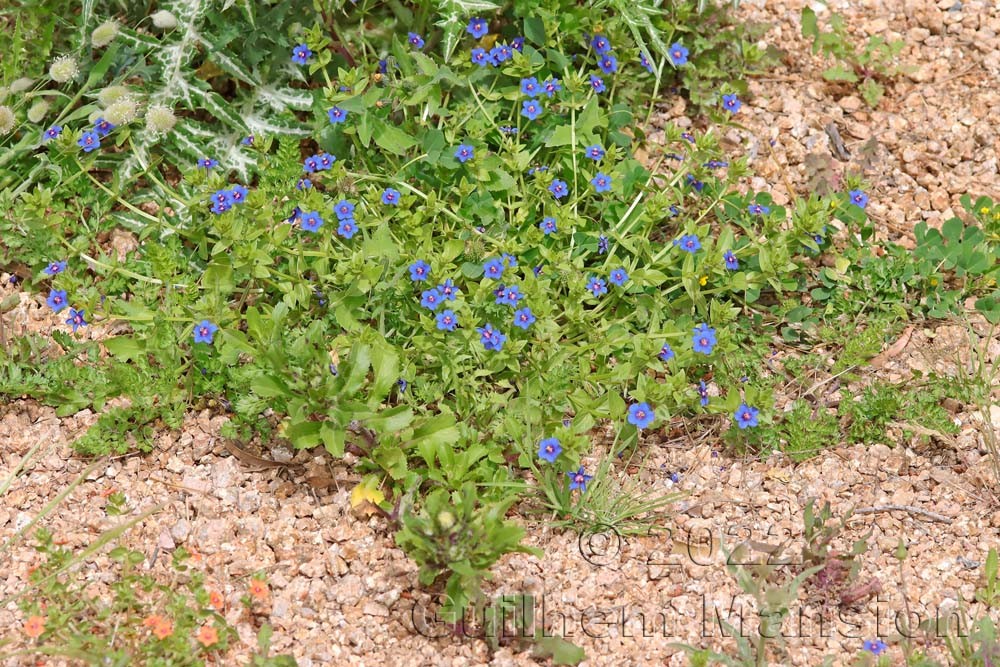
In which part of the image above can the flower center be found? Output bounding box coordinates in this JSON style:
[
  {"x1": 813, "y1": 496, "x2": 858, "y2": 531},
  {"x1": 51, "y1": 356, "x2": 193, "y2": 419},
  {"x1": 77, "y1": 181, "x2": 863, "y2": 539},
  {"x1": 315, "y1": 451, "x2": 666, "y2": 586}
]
[{"x1": 700, "y1": 337, "x2": 708, "y2": 347}]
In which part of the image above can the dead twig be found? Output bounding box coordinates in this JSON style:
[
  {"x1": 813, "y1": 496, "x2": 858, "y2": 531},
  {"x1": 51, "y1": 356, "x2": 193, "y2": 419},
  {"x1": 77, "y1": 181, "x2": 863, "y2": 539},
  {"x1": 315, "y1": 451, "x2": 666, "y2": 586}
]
[{"x1": 853, "y1": 504, "x2": 952, "y2": 524}]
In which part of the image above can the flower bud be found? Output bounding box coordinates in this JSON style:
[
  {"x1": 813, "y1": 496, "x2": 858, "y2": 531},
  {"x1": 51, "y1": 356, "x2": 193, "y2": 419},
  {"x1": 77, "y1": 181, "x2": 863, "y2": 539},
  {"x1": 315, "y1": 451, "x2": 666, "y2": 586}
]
[
  {"x1": 49, "y1": 56, "x2": 79, "y2": 83},
  {"x1": 98, "y1": 85, "x2": 131, "y2": 107},
  {"x1": 437, "y1": 511, "x2": 455, "y2": 530},
  {"x1": 145, "y1": 104, "x2": 177, "y2": 134},
  {"x1": 10, "y1": 78, "x2": 34, "y2": 94},
  {"x1": 91, "y1": 20, "x2": 119, "y2": 48},
  {"x1": 151, "y1": 10, "x2": 177, "y2": 29},
  {"x1": 0, "y1": 106, "x2": 15, "y2": 134},
  {"x1": 27, "y1": 100, "x2": 50, "y2": 123}
]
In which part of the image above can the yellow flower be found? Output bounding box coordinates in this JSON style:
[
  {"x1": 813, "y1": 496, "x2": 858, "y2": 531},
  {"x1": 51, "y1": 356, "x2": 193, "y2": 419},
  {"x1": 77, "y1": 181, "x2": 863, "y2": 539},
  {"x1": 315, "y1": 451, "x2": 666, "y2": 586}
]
[
  {"x1": 699, "y1": 275, "x2": 708, "y2": 286},
  {"x1": 929, "y1": 277, "x2": 939, "y2": 287},
  {"x1": 981, "y1": 206, "x2": 991, "y2": 215}
]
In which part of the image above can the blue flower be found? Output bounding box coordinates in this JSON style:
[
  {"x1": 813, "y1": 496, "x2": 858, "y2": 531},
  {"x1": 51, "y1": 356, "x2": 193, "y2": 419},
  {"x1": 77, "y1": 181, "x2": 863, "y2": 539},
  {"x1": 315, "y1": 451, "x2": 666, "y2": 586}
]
[
  {"x1": 491, "y1": 43, "x2": 512, "y2": 63},
  {"x1": 591, "y1": 35, "x2": 611, "y2": 54},
  {"x1": 436, "y1": 309, "x2": 458, "y2": 331},
  {"x1": 398, "y1": 378, "x2": 408, "y2": 393},
  {"x1": 197, "y1": 157, "x2": 218, "y2": 169},
  {"x1": 609, "y1": 268, "x2": 628, "y2": 286},
  {"x1": 300, "y1": 211, "x2": 324, "y2": 233},
  {"x1": 598, "y1": 235, "x2": 609, "y2": 254},
  {"x1": 520, "y1": 77, "x2": 540, "y2": 96},
  {"x1": 483, "y1": 258, "x2": 505, "y2": 280},
  {"x1": 42, "y1": 260, "x2": 67, "y2": 276},
  {"x1": 66, "y1": 308, "x2": 87, "y2": 333},
  {"x1": 722, "y1": 94, "x2": 742, "y2": 113},
  {"x1": 438, "y1": 279, "x2": 460, "y2": 301},
  {"x1": 542, "y1": 78, "x2": 561, "y2": 98},
  {"x1": 628, "y1": 402, "x2": 655, "y2": 429},
  {"x1": 705, "y1": 160, "x2": 729, "y2": 169},
  {"x1": 43, "y1": 126, "x2": 62, "y2": 141},
  {"x1": 849, "y1": 189, "x2": 869, "y2": 209},
  {"x1": 659, "y1": 343, "x2": 675, "y2": 362},
  {"x1": 567, "y1": 466, "x2": 593, "y2": 491},
  {"x1": 291, "y1": 44, "x2": 312, "y2": 65},
  {"x1": 863, "y1": 639, "x2": 888, "y2": 656},
  {"x1": 193, "y1": 319, "x2": 219, "y2": 344},
  {"x1": 229, "y1": 184, "x2": 248, "y2": 204},
  {"x1": 287, "y1": 207, "x2": 302, "y2": 224},
  {"x1": 521, "y1": 98, "x2": 542, "y2": 121},
  {"x1": 337, "y1": 218, "x2": 357, "y2": 238},
  {"x1": 692, "y1": 323, "x2": 717, "y2": 355},
  {"x1": 681, "y1": 132, "x2": 695, "y2": 144},
  {"x1": 408, "y1": 32, "x2": 425, "y2": 49},
  {"x1": 540, "y1": 217, "x2": 557, "y2": 235},
  {"x1": 698, "y1": 380, "x2": 709, "y2": 407},
  {"x1": 591, "y1": 172, "x2": 612, "y2": 193},
  {"x1": 409, "y1": 260, "x2": 431, "y2": 282},
  {"x1": 734, "y1": 403, "x2": 759, "y2": 429},
  {"x1": 676, "y1": 234, "x2": 701, "y2": 253},
  {"x1": 598, "y1": 54, "x2": 618, "y2": 74},
  {"x1": 318, "y1": 153, "x2": 335, "y2": 170},
  {"x1": 724, "y1": 250, "x2": 739, "y2": 270},
  {"x1": 539, "y1": 437, "x2": 561, "y2": 462},
  {"x1": 513, "y1": 307, "x2": 535, "y2": 330},
  {"x1": 327, "y1": 106, "x2": 348, "y2": 124},
  {"x1": 669, "y1": 42, "x2": 689, "y2": 66},
  {"x1": 467, "y1": 17, "x2": 488, "y2": 39},
  {"x1": 589, "y1": 74, "x2": 606, "y2": 93},
  {"x1": 584, "y1": 144, "x2": 605, "y2": 160},
  {"x1": 471, "y1": 48, "x2": 491, "y2": 66},
  {"x1": 211, "y1": 200, "x2": 230, "y2": 215},
  {"x1": 640, "y1": 52, "x2": 654, "y2": 74},
  {"x1": 496, "y1": 285, "x2": 523, "y2": 307},
  {"x1": 686, "y1": 174, "x2": 704, "y2": 191},
  {"x1": 477, "y1": 323, "x2": 507, "y2": 351},
  {"x1": 454, "y1": 144, "x2": 474, "y2": 163},
  {"x1": 549, "y1": 179, "x2": 568, "y2": 200},
  {"x1": 46, "y1": 289, "x2": 68, "y2": 312},
  {"x1": 242, "y1": 135, "x2": 254, "y2": 145},
  {"x1": 93, "y1": 118, "x2": 115, "y2": 137},
  {"x1": 78, "y1": 131, "x2": 101, "y2": 152},
  {"x1": 381, "y1": 188, "x2": 401, "y2": 206},
  {"x1": 303, "y1": 155, "x2": 320, "y2": 173},
  {"x1": 586, "y1": 276, "x2": 607, "y2": 297},
  {"x1": 296, "y1": 178, "x2": 312, "y2": 191},
  {"x1": 748, "y1": 203, "x2": 770, "y2": 215},
  {"x1": 498, "y1": 125, "x2": 517, "y2": 135},
  {"x1": 334, "y1": 200, "x2": 355, "y2": 220},
  {"x1": 502, "y1": 253, "x2": 518, "y2": 268},
  {"x1": 420, "y1": 288, "x2": 443, "y2": 310},
  {"x1": 511, "y1": 36, "x2": 524, "y2": 52}
]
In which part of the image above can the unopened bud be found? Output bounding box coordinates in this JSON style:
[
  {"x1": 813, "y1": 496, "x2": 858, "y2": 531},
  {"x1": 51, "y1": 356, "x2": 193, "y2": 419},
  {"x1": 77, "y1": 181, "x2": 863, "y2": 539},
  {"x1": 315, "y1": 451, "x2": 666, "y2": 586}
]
[
  {"x1": 145, "y1": 104, "x2": 177, "y2": 134},
  {"x1": 27, "y1": 100, "x2": 49, "y2": 123},
  {"x1": 151, "y1": 10, "x2": 177, "y2": 29},
  {"x1": 92, "y1": 20, "x2": 120, "y2": 48},
  {"x1": 0, "y1": 106, "x2": 15, "y2": 134}
]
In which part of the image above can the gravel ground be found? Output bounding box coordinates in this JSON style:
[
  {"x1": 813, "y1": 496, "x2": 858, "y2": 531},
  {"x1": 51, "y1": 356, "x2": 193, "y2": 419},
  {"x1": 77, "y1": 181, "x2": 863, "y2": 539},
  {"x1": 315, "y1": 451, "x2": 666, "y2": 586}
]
[{"x1": 2, "y1": 0, "x2": 1000, "y2": 665}]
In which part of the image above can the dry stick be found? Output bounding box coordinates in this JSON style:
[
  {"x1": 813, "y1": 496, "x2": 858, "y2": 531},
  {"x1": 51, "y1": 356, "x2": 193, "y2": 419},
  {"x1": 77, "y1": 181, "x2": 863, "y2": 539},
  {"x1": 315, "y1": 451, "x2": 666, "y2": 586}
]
[{"x1": 853, "y1": 504, "x2": 953, "y2": 524}]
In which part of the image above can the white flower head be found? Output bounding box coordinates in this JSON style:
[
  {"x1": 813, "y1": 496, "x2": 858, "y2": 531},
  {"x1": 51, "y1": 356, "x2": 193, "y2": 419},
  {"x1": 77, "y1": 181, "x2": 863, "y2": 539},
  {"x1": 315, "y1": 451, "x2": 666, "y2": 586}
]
[
  {"x1": 98, "y1": 85, "x2": 132, "y2": 107},
  {"x1": 49, "y1": 56, "x2": 80, "y2": 83},
  {"x1": 151, "y1": 10, "x2": 177, "y2": 29},
  {"x1": 10, "y1": 78, "x2": 34, "y2": 94},
  {"x1": 145, "y1": 104, "x2": 177, "y2": 134},
  {"x1": 92, "y1": 20, "x2": 120, "y2": 48},
  {"x1": 104, "y1": 97, "x2": 139, "y2": 125}
]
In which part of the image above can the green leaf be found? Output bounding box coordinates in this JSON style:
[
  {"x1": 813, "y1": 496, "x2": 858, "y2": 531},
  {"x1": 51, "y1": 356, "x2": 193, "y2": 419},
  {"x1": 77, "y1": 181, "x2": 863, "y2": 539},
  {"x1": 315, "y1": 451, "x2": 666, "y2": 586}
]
[
  {"x1": 103, "y1": 336, "x2": 146, "y2": 361},
  {"x1": 801, "y1": 7, "x2": 819, "y2": 42},
  {"x1": 252, "y1": 375, "x2": 289, "y2": 398},
  {"x1": 367, "y1": 405, "x2": 414, "y2": 434},
  {"x1": 821, "y1": 66, "x2": 858, "y2": 82},
  {"x1": 321, "y1": 422, "x2": 344, "y2": 456},
  {"x1": 534, "y1": 636, "x2": 586, "y2": 665},
  {"x1": 524, "y1": 17, "x2": 546, "y2": 45},
  {"x1": 373, "y1": 442, "x2": 409, "y2": 479},
  {"x1": 372, "y1": 119, "x2": 417, "y2": 155},
  {"x1": 285, "y1": 420, "x2": 322, "y2": 448},
  {"x1": 544, "y1": 124, "x2": 575, "y2": 148}
]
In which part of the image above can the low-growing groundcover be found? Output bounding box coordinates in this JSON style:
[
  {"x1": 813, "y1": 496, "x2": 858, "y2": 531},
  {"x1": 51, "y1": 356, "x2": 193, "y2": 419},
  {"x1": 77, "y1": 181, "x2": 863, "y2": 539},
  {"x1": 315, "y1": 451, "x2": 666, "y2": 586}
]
[{"x1": 2, "y1": 0, "x2": 1000, "y2": 664}]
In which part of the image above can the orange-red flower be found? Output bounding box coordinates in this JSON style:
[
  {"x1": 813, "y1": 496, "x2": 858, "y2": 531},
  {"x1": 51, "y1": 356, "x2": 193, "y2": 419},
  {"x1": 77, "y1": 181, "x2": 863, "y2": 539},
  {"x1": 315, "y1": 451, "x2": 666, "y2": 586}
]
[
  {"x1": 248, "y1": 579, "x2": 269, "y2": 601},
  {"x1": 23, "y1": 615, "x2": 46, "y2": 639},
  {"x1": 196, "y1": 624, "x2": 218, "y2": 648},
  {"x1": 143, "y1": 615, "x2": 174, "y2": 640},
  {"x1": 208, "y1": 590, "x2": 225, "y2": 610}
]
